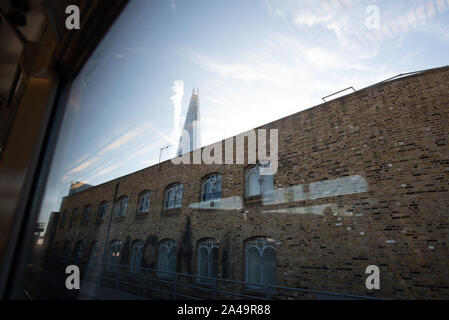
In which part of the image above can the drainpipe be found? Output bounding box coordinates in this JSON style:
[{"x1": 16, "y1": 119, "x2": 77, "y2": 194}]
[{"x1": 102, "y1": 182, "x2": 119, "y2": 262}]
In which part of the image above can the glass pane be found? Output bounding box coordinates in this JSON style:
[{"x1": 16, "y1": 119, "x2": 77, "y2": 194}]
[
  {"x1": 262, "y1": 248, "x2": 276, "y2": 286},
  {"x1": 168, "y1": 247, "x2": 177, "y2": 273},
  {"x1": 199, "y1": 247, "x2": 209, "y2": 278},
  {"x1": 247, "y1": 248, "x2": 261, "y2": 285},
  {"x1": 248, "y1": 172, "x2": 260, "y2": 196},
  {"x1": 262, "y1": 174, "x2": 273, "y2": 194},
  {"x1": 210, "y1": 247, "x2": 219, "y2": 278}
]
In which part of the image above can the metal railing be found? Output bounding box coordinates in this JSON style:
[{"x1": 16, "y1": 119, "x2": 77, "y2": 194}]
[{"x1": 27, "y1": 253, "x2": 383, "y2": 300}]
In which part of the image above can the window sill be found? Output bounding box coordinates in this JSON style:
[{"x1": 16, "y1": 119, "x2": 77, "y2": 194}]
[
  {"x1": 135, "y1": 212, "x2": 149, "y2": 219},
  {"x1": 244, "y1": 192, "x2": 274, "y2": 206},
  {"x1": 244, "y1": 195, "x2": 263, "y2": 205},
  {"x1": 244, "y1": 285, "x2": 277, "y2": 295},
  {"x1": 114, "y1": 216, "x2": 126, "y2": 222},
  {"x1": 162, "y1": 208, "x2": 181, "y2": 217},
  {"x1": 196, "y1": 278, "x2": 216, "y2": 286}
]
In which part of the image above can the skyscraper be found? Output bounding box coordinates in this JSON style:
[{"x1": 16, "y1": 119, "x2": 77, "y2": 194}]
[{"x1": 177, "y1": 88, "x2": 201, "y2": 156}]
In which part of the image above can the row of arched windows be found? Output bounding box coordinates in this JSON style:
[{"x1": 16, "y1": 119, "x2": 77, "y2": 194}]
[
  {"x1": 59, "y1": 165, "x2": 273, "y2": 228},
  {"x1": 55, "y1": 236, "x2": 277, "y2": 289}
]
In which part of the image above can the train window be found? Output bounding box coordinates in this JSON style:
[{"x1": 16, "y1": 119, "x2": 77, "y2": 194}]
[{"x1": 7, "y1": 0, "x2": 449, "y2": 302}]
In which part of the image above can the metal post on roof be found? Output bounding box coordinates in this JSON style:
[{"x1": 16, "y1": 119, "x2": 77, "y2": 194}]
[
  {"x1": 322, "y1": 86, "x2": 356, "y2": 102},
  {"x1": 158, "y1": 145, "x2": 170, "y2": 170}
]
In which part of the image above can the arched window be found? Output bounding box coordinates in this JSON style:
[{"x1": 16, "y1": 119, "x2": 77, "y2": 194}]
[
  {"x1": 137, "y1": 191, "x2": 151, "y2": 214},
  {"x1": 61, "y1": 241, "x2": 71, "y2": 265},
  {"x1": 69, "y1": 208, "x2": 78, "y2": 228},
  {"x1": 50, "y1": 242, "x2": 60, "y2": 266},
  {"x1": 107, "y1": 239, "x2": 122, "y2": 271},
  {"x1": 97, "y1": 201, "x2": 107, "y2": 221},
  {"x1": 59, "y1": 212, "x2": 67, "y2": 228},
  {"x1": 201, "y1": 174, "x2": 222, "y2": 201},
  {"x1": 157, "y1": 239, "x2": 177, "y2": 278},
  {"x1": 197, "y1": 239, "x2": 219, "y2": 283},
  {"x1": 129, "y1": 240, "x2": 144, "y2": 273},
  {"x1": 87, "y1": 241, "x2": 99, "y2": 269},
  {"x1": 245, "y1": 163, "x2": 274, "y2": 197},
  {"x1": 164, "y1": 183, "x2": 183, "y2": 210},
  {"x1": 81, "y1": 205, "x2": 91, "y2": 225},
  {"x1": 116, "y1": 196, "x2": 128, "y2": 217},
  {"x1": 245, "y1": 237, "x2": 276, "y2": 290},
  {"x1": 73, "y1": 240, "x2": 83, "y2": 265}
]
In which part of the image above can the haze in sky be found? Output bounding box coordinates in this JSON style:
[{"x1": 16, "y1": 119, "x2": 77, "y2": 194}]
[{"x1": 38, "y1": 0, "x2": 449, "y2": 226}]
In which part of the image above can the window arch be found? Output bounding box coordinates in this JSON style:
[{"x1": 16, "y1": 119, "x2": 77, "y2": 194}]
[
  {"x1": 81, "y1": 205, "x2": 91, "y2": 225},
  {"x1": 245, "y1": 237, "x2": 276, "y2": 290},
  {"x1": 164, "y1": 183, "x2": 183, "y2": 210},
  {"x1": 61, "y1": 241, "x2": 71, "y2": 265},
  {"x1": 116, "y1": 196, "x2": 128, "y2": 217},
  {"x1": 97, "y1": 201, "x2": 107, "y2": 221},
  {"x1": 59, "y1": 211, "x2": 67, "y2": 228},
  {"x1": 73, "y1": 240, "x2": 83, "y2": 265},
  {"x1": 50, "y1": 242, "x2": 60, "y2": 265},
  {"x1": 197, "y1": 238, "x2": 219, "y2": 283},
  {"x1": 107, "y1": 239, "x2": 122, "y2": 271},
  {"x1": 129, "y1": 239, "x2": 144, "y2": 273},
  {"x1": 69, "y1": 208, "x2": 78, "y2": 228},
  {"x1": 245, "y1": 163, "x2": 274, "y2": 197},
  {"x1": 157, "y1": 239, "x2": 177, "y2": 278},
  {"x1": 201, "y1": 174, "x2": 222, "y2": 201},
  {"x1": 137, "y1": 191, "x2": 151, "y2": 214},
  {"x1": 87, "y1": 241, "x2": 99, "y2": 269}
]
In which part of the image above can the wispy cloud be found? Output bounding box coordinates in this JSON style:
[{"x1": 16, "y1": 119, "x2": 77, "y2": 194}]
[
  {"x1": 66, "y1": 157, "x2": 101, "y2": 175},
  {"x1": 98, "y1": 123, "x2": 151, "y2": 156},
  {"x1": 169, "y1": 80, "x2": 184, "y2": 153}
]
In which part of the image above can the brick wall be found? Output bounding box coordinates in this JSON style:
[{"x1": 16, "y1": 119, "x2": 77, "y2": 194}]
[{"x1": 50, "y1": 66, "x2": 449, "y2": 299}]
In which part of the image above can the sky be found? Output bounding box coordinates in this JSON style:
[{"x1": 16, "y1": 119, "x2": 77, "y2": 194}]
[{"x1": 38, "y1": 0, "x2": 449, "y2": 226}]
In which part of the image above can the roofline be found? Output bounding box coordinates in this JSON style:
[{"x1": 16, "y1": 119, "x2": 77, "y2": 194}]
[{"x1": 62, "y1": 65, "x2": 449, "y2": 199}]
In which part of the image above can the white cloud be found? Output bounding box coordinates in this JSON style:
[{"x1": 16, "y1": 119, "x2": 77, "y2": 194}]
[
  {"x1": 66, "y1": 157, "x2": 101, "y2": 175},
  {"x1": 294, "y1": 11, "x2": 332, "y2": 27}
]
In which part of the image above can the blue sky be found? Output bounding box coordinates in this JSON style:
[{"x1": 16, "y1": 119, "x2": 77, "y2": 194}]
[{"x1": 38, "y1": 0, "x2": 449, "y2": 225}]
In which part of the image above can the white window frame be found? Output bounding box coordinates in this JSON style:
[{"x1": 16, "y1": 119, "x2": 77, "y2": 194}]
[
  {"x1": 107, "y1": 239, "x2": 121, "y2": 271},
  {"x1": 245, "y1": 237, "x2": 277, "y2": 291},
  {"x1": 82, "y1": 205, "x2": 91, "y2": 223},
  {"x1": 61, "y1": 241, "x2": 71, "y2": 265},
  {"x1": 73, "y1": 240, "x2": 83, "y2": 264},
  {"x1": 138, "y1": 191, "x2": 151, "y2": 214},
  {"x1": 164, "y1": 184, "x2": 183, "y2": 210},
  {"x1": 98, "y1": 201, "x2": 107, "y2": 221},
  {"x1": 245, "y1": 163, "x2": 274, "y2": 197},
  {"x1": 157, "y1": 239, "x2": 177, "y2": 278},
  {"x1": 87, "y1": 241, "x2": 99, "y2": 269},
  {"x1": 69, "y1": 208, "x2": 78, "y2": 227},
  {"x1": 196, "y1": 239, "x2": 219, "y2": 284},
  {"x1": 129, "y1": 240, "x2": 144, "y2": 273},
  {"x1": 201, "y1": 174, "x2": 222, "y2": 202},
  {"x1": 116, "y1": 196, "x2": 128, "y2": 217},
  {"x1": 60, "y1": 212, "x2": 67, "y2": 228}
]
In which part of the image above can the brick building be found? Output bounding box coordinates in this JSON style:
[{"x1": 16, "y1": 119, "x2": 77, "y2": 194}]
[{"x1": 46, "y1": 66, "x2": 449, "y2": 299}]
